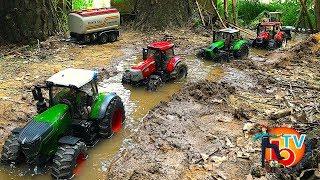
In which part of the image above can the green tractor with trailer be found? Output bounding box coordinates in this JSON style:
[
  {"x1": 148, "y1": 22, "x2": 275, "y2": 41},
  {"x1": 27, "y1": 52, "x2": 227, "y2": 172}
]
[
  {"x1": 0, "y1": 68, "x2": 125, "y2": 179},
  {"x1": 197, "y1": 28, "x2": 249, "y2": 61}
]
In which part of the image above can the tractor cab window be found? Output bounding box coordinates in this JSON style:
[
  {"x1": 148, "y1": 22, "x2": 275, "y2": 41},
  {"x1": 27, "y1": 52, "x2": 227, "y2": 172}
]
[
  {"x1": 51, "y1": 86, "x2": 74, "y2": 104},
  {"x1": 216, "y1": 32, "x2": 227, "y2": 41},
  {"x1": 163, "y1": 49, "x2": 174, "y2": 61},
  {"x1": 146, "y1": 49, "x2": 158, "y2": 59}
]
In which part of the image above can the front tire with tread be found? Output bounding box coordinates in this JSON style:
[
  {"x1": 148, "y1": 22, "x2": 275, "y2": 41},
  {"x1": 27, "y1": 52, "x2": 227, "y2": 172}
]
[
  {"x1": 51, "y1": 141, "x2": 87, "y2": 179},
  {"x1": 1, "y1": 133, "x2": 22, "y2": 164}
]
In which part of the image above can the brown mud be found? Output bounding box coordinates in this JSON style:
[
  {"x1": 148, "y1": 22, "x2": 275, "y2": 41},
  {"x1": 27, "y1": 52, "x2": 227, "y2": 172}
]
[
  {"x1": 0, "y1": 29, "x2": 319, "y2": 179},
  {"x1": 106, "y1": 34, "x2": 320, "y2": 179}
]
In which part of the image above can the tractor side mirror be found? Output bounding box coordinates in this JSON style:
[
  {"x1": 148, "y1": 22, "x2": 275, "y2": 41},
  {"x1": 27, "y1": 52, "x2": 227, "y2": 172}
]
[
  {"x1": 32, "y1": 86, "x2": 47, "y2": 113},
  {"x1": 142, "y1": 48, "x2": 148, "y2": 60},
  {"x1": 32, "y1": 86, "x2": 44, "y2": 102}
]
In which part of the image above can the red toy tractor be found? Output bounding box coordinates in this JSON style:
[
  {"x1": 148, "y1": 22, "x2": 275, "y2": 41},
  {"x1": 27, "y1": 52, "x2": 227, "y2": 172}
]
[
  {"x1": 252, "y1": 22, "x2": 289, "y2": 50},
  {"x1": 122, "y1": 41, "x2": 188, "y2": 91}
]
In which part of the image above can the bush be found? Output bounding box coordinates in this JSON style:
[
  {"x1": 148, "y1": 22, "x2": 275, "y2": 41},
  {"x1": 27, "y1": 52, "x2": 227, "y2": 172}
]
[
  {"x1": 217, "y1": 0, "x2": 316, "y2": 28},
  {"x1": 72, "y1": 0, "x2": 93, "y2": 10}
]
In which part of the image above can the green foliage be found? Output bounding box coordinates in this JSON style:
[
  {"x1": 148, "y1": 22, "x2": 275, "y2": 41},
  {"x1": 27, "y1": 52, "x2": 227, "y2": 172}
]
[
  {"x1": 72, "y1": 0, "x2": 93, "y2": 10},
  {"x1": 235, "y1": 0, "x2": 316, "y2": 28}
]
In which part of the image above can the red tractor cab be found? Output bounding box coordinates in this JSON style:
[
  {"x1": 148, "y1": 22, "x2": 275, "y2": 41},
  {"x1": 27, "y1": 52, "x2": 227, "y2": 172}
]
[
  {"x1": 122, "y1": 41, "x2": 188, "y2": 91},
  {"x1": 252, "y1": 22, "x2": 287, "y2": 50}
]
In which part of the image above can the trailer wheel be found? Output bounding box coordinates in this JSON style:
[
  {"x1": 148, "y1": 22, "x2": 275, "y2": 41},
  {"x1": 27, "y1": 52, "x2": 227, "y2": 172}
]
[
  {"x1": 98, "y1": 96, "x2": 125, "y2": 138},
  {"x1": 1, "y1": 134, "x2": 22, "y2": 164},
  {"x1": 99, "y1": 33, "x2": 108, "y2": 44},
  {"x1": 108, "y1": 33, "x2": 118, "y2": 42},
  {"x1": 51, "y1": 141, "x2": 87, "y2": 179}
]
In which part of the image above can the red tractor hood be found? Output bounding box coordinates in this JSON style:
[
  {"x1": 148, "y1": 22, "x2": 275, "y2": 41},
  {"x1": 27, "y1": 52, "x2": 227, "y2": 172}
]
[{"x1": 132, "y1": 56, "x2": 155, "y2": 71}]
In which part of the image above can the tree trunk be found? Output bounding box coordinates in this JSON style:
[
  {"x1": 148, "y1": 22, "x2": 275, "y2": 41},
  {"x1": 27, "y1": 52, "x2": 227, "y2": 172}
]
[
  {"x1": 134, "y1": 0, "x2": 195, "y2": 29},
  {"x1": 315, "y1": 0, "x2": 320, "y2": 32},
  {"x1": 0, "y1": 0, "x2": 59, "y2": 44}
]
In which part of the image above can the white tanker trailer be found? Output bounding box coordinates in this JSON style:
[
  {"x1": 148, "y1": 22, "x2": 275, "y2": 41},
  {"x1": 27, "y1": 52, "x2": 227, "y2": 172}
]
[{"x1": 68, "y1": 8, "x2": 120, "y2": 44}]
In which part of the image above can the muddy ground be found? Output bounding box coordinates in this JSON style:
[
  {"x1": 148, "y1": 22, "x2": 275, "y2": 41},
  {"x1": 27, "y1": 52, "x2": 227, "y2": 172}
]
[
  {"x1": 0, "y1": 28, "x2": 210, "y2": 143},
  {"x1": 105, "y1": 34, "x2": 320, "y2": 179},
  {"x1": 0, "y1": 28, "x2": 319, "y2": 180}
]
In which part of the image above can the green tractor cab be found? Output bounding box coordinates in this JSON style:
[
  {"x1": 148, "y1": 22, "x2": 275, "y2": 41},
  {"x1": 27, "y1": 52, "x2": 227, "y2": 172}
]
[
  {"x1": 198, "y1": 28, "x2": 249, "y2": 61},
  {"x1": 1, "y1": 68, "x2": 125, "y2": 179}
]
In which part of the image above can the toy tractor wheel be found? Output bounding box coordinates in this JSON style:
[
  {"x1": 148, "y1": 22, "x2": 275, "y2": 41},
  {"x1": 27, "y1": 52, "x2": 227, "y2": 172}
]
[
  {"x1": 281, "y1": 38, "x2": 287, "y2": 48},
  {"x1": 51, "y1": 141, "x2": 87, "y2": 179},
  {"x1": 122, "y1": 70, "x2": 131, "y2": 84},
  {"x1": 147, "y1": 75, "x2": 162, "y2": 91},
  {"x1": 196, "y1": 49, "x2": 205, "y2": 58},
  {"x1": 108, "y1": 33, "x2": 118, "y2": 42},
  {"x1": 1, "y1": 134, "x2": 22, "y2": 164},
  {"x1": 234, "y1": 45, "x2": 249, "y2": 59},
  {"x1": 218, "y1": 51, "x2": 230, "y2": 62},
  {"x1": 173, "y1": 62, "x2": 188, "y2": 80},
  {"x1": 98, "y1": 96, "x2": 125, "y2": 138},
  {"x1": 99, "y1": 33, "x2": 108, "y2": 44},
  {"x1": 268, "y1": 39, "x2": 276, "y2": 50}
]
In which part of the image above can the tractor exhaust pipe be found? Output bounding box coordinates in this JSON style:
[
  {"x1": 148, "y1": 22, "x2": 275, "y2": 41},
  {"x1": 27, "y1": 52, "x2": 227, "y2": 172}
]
[{"x1": 32, "y1": 86, "x2": 47, "y2": 113}]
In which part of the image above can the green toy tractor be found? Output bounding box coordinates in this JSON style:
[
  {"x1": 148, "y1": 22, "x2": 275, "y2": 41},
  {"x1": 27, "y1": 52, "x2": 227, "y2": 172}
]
[
  {"x1": 0, "y1": 68, "x2": 125, "y2": 179},
  {"x1": 198, "y1": 28, "x2": 249, "y2": 61}
]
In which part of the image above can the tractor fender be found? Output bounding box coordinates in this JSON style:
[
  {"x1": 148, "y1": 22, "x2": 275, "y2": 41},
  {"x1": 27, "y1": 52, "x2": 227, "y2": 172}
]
[
  {"x1": 167, "y1": 56, "x2": 182, "y2": 72},
  {"x1": 90, "y1": 92, "x2": 118, "y2": 120},
  {"x1": 232, "y1": 40, "x2": 248, "y2": 51},
  {"x1": 11, "y1": 128, "x2": 23, "y2": 135},
  {"x1": 58, "y1": 136, "x2": 81, "y2": 145}
]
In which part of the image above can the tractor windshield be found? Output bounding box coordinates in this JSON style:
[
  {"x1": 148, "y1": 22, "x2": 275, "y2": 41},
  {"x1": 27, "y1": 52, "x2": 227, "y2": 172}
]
[
  {"x1": 215, "y1": 32, "x2": 226, "y2": 41},
  {"x1": 146, "y1": 49, "x2": 158, "y2": 59},
  {"x1": 51, "y1": 86, "x2": 76, "y2": 105}
]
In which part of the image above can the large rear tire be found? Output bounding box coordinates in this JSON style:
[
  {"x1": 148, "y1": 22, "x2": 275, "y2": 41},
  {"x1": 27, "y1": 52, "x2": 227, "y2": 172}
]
[
  {"x1": 98, "y1": 96, "x2": 125, "y2": 138},
  {"x1": 234, "y1": 45, "x2": 249, "y2": 59},
  {"x1": 172, "y1": 62, "x2": 188, "y2": 80},
  {"x1": 51, "y1": 141, "x2": 87, "y2": 179},
  {"x1": 1, "y1": 134, "x2": 22, "y2": 164}
]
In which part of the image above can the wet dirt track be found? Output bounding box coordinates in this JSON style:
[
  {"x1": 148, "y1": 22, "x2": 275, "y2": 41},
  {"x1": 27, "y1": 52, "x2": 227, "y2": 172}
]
[{"x1": 0, "y1": 30, "x2": 319, "y2": 179}]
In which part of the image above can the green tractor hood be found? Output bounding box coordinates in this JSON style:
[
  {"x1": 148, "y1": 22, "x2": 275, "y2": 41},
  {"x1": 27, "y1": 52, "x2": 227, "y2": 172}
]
[
  {"x1": 205, "y1": 40, "x2": 225, "y2": 52},
  {"x1": 18, "y1": 104, "x2": 71, "y2": 160},
  {"x1": 232, "y1": 40, "x2": 248, "y2": 51},
  {"x1": 34, "y1": 104, "x2": 70, "y2": 127},
  {"x1": 204, "y1": 40, "x2": 225, "y2": 58}
]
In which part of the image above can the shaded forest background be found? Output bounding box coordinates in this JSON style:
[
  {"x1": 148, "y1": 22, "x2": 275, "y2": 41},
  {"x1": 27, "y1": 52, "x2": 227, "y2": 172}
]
[{"x1": 0, "y1": 0, "x2": 319, "y2": 44}]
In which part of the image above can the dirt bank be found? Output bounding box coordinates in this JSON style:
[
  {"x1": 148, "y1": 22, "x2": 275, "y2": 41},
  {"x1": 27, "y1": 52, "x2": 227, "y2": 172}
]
[{"x1": 106, "y1": 34, "x2": 320, "y2": 179}]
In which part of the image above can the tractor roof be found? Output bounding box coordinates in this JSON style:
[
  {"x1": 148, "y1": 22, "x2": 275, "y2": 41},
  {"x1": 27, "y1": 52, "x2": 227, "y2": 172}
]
[
  {"x1": 46, "y1": 68, "x2": 97, "y2": 88},
  {"x1": 148, "y1": 41, "x2": 174, "y2": 51},
  {"x1": 218, "y1": 28, "x2": 239, "y2": 34}
]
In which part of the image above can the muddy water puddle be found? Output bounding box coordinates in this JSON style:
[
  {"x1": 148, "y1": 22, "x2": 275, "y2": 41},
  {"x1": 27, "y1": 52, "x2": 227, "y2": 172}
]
[{"x1": 0, "y1": 51, "x2": 225, "y2": 180}]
